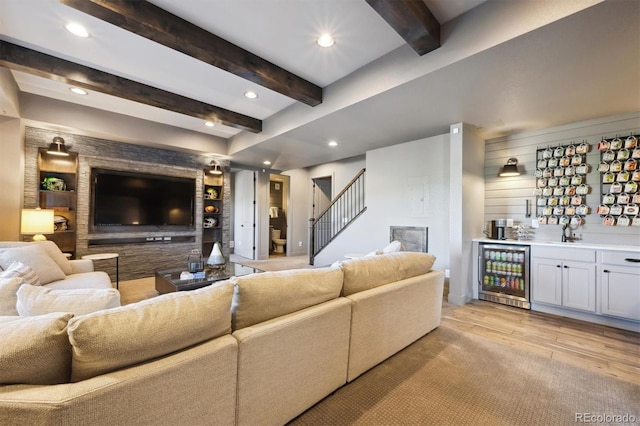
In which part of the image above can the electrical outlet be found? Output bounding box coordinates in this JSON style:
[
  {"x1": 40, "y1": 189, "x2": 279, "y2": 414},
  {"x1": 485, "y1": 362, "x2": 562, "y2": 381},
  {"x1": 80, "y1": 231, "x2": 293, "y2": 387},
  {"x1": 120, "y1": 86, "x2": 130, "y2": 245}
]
[
  {"x1": 445, "y1": 269, "x2": 450, "y2": 278},
  {"x1": 506, "y1": 218, "x2": 514, "y2": 227},
  {"x1": 298, "y1": 241, "x2": 303, "y2": 247},
  {"x1": 531, "y1": 218, "x2": 539, "y2": 228},
  {"x1": 229, "y1": 241, "x2": 234, "y2": 248}
]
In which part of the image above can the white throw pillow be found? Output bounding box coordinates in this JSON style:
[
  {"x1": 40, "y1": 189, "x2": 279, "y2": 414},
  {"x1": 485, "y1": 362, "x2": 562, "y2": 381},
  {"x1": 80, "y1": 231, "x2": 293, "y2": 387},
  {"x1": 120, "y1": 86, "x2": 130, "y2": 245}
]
[
  {"x1": 0, "y1": 277, "x2": 24, "y2": 315},
  {"x1": 16, "y1": 284, "x2": 121, "y2": 316},
  {"x1": 35, "y1": 241, "x2": 73, "y2": 275},
  {"x1": 0, "y1": 261, "x2": 40, "y2": 285},
  {"x1": 0, "y1": 244, "x2": 66, "y2": 284},
  {"x1": 382, "y1": 240, "x2": 405, "y2": 254}
]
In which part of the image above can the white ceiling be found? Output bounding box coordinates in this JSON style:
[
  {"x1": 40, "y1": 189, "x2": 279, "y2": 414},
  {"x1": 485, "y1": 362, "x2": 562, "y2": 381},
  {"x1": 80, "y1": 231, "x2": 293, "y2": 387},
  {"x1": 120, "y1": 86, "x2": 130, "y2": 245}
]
[{"x1": 0, "y1": 0, "x2": 638, "y2": 170}]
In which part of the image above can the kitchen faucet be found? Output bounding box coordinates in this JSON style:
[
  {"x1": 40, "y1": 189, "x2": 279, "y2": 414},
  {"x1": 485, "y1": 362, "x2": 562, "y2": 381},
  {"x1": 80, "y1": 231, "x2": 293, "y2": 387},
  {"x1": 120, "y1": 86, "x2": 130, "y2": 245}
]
[{"x1": 562, "y1": 224, "x2": 571, "y2": 242}]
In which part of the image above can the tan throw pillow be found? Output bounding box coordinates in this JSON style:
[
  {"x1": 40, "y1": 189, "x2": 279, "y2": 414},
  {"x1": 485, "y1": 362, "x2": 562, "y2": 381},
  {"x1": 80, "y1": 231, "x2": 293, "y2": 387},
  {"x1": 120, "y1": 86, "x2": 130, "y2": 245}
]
[
  {"x1": 16, "y1": 284, "x2": 121, "y2": 316},
  {"x1": 0, "y1": 312, "x2": 73, "y2": 385},
  {"x1": 0, "y1": 277, "x2": 24, "y2": 315},
  {"x1": 341, "y1": 251, "x2": 436, "y2": 296},
  {"x1": 0, "y1": 261, "x2": 40, "y2": 285},
  {"x1": 232, "y1": 267, "x2": 344, "y2": 330},
  {"x1": 67, "y1": 281, "x2": 234, "y2": 382},
  {"x1": 0, "y1": 244, "x2": 66, "y2": 284}
]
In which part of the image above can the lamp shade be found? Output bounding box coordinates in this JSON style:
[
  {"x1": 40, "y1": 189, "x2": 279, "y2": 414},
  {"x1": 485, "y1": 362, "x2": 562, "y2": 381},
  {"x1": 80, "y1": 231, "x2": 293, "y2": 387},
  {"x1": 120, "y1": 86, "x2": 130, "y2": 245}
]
[
  {"x1": 21, "y1": 208, "x2": 55, "y2": 241},
  {"x1": 499, "y1": 158, "x2": 521, "y2": 177}
]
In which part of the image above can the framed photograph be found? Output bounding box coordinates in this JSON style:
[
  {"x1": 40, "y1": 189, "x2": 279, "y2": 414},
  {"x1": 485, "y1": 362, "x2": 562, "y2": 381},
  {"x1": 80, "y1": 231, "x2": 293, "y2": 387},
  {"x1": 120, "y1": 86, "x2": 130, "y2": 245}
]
[{"x1": 389, "y1": 226, "x2": 428, "y2": 253}]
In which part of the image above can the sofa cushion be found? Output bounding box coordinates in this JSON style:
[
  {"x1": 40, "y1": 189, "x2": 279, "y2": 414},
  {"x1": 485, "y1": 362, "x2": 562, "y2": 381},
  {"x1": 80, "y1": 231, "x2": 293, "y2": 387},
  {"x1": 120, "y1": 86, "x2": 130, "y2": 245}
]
[
  {"x1": 0, "y1": 312, "x2": 73, "y2": 385},
  {"x1": 45, "y1": 271, "x2": 113, "y2": 290},
  {"x1": 232, "y1": 267, "x2": 344, "y2": 330},
  {"x1": 0, "y1": 261, "x2": 40, "y2": 285},
  {"x1": 67, "y1": 281, "x2": 234, "y2": 382},
  {"x1": 0, "y1": 244, "x2": 66, "y2": 284},
  {"x1": 340, "y1": 251, "x2": 436, "y2": 296},
  {"x1": 0, "y1": 277, "x2": 24, "y2": 315},
  {"x1": 16, "y1": 284, "x2": 120, "y2": 316}
]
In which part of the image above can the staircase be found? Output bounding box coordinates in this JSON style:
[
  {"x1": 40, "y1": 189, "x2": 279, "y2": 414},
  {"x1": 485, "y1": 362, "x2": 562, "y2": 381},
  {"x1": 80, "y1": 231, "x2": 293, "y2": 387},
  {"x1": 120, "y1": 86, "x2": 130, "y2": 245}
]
[{"x1": 309, "y1": 168, "x2": 366, "y2": 265}]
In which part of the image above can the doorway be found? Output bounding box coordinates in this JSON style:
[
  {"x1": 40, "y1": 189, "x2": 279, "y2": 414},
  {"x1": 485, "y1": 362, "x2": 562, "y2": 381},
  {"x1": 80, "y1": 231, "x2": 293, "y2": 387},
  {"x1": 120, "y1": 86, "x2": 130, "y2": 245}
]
[
  {"x1": 233, "y1": 170, "x2": 255, "y2": 259},
  {"x1": 269, "y1": 174, "x2": 289, "y2": 258}
]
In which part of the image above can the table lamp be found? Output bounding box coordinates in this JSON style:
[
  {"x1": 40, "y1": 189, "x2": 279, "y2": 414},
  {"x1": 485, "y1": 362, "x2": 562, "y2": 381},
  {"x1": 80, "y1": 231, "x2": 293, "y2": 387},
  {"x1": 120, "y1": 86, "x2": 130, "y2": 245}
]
[{"x1": 21, "y1": 208, "x2": 55, "y2": 241}]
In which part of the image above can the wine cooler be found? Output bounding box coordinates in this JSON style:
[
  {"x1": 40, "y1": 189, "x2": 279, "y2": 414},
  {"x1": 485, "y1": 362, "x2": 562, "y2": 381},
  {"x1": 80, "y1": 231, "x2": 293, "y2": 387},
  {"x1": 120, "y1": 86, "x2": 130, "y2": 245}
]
[{"x1": 478, "y1": 243, "x2": 530, "y2": 309}]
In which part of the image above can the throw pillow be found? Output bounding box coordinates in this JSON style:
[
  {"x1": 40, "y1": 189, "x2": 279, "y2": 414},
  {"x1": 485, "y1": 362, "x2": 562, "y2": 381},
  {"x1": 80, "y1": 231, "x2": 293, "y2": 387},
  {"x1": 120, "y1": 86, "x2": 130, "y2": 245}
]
[
  {"x1": 0, "y1": 261, "x2": 40, "y2": 285},
  {"x1": 0, "y1": 244, "x2": 66, "y2": 284},
  {"x1": 0, "y1": 277, "x2": 24, "y2": 315},
  {"x1": 16, "y1": 284, "x2": 121, "y2": 316},
  {"x1": 382, "y1": 240, "x2": 405, "y2": 253},
  {"x1": 232, "y1": 267, "x2": 344, "y2": 330},
  {"x1": 67, "y1": 281, "x2": 234, "y2": 382},
  {"x1": 0, "y1": 312, "x2": 73, "y2": 385},
  {"x1": 35, "y1": 240, "x2": 73, "y2": 275}
]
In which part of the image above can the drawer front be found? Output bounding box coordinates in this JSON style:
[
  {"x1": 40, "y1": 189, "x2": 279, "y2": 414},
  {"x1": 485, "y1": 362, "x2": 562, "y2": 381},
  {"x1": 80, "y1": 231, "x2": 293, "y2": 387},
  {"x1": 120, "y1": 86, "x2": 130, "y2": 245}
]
[
  {"x1": 600, "y1": 250, "x2": 640, "y2": 268},
  {"x1": 531, "y1": 246, "x2": 596, "y2": 263}
]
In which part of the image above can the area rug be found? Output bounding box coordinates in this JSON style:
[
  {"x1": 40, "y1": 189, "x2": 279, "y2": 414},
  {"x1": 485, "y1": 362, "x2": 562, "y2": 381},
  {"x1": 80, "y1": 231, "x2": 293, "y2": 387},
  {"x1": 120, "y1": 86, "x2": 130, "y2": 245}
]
[{"x1": 289, "y1": 326, "x2": 640, "y2": 426}]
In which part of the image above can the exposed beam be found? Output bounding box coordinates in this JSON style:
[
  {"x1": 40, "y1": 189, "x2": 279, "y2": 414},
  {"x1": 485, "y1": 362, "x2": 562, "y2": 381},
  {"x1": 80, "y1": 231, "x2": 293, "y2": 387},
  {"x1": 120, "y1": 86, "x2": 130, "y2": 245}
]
[
  {"x1": 59, "y1": 0, "x2": 323, "y2": 107},
  {"x1": 0, "y1": 41, "x2": 262, "y2": 133},
  {"x1": 366, "y1": 0, "x2": 440, "y2": 56}
]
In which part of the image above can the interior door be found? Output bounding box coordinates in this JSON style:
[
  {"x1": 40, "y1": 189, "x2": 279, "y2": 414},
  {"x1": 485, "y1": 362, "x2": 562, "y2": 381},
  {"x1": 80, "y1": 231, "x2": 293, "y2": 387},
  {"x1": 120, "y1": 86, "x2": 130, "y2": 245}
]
[{"x1": 234, "y1": 170, "x2": 255, "y2": 259}]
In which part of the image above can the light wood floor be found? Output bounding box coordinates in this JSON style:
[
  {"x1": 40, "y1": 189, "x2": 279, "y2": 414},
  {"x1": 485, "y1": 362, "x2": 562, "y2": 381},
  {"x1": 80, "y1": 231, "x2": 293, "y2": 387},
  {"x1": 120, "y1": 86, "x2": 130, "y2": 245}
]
[
  {"x1": 117, "y1": 276, "x2": 640, "y2": 385},
  {"x1": 442, "y1": 299, "x2": 640, "y2": 385}
]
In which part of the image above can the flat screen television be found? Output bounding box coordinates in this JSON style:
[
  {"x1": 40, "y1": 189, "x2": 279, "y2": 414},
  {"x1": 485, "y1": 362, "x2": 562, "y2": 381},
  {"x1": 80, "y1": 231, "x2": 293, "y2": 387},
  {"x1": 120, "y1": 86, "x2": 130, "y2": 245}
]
[{"x1": 91, "y1": 168, "x2": 195, "y2": 230}]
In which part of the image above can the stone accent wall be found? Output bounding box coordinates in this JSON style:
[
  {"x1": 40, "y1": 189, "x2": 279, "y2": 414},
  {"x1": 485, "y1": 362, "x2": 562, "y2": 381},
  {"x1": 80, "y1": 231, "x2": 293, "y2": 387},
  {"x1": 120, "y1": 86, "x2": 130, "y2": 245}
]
[{"x1": 24, "y1": 127, "x2": 230, "y2": 281}]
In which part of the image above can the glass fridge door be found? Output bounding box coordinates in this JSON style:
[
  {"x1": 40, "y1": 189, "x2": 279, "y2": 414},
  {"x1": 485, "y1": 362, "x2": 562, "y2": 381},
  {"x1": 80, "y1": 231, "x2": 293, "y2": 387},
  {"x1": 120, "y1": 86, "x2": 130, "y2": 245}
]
[{"x1": 479, "y1": 244, "x2": 529, "y2": 300}]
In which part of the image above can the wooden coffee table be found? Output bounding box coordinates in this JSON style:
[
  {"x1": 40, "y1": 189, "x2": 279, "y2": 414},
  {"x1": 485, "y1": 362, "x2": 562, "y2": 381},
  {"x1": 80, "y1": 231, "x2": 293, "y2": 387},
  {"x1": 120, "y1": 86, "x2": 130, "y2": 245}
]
[{"x1": 155, "y1": 262, "x2": 261, "y2": 294}]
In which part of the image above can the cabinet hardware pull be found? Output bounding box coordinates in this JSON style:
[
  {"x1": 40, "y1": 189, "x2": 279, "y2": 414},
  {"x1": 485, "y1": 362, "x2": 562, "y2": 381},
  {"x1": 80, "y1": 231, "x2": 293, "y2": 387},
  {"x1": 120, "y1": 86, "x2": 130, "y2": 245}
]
[
  {"x1": 624, "y1": 258, "x2": 640, "y2": 263},
  {"x1": 563, "y1": 265, "x2": 569, "y2": 268},
  {"x1": 556, "y1": 265, "x2": 562, "y2": 268},
  {"x1": 603, "y1": 269, "x2": 610, "y2": 273}
]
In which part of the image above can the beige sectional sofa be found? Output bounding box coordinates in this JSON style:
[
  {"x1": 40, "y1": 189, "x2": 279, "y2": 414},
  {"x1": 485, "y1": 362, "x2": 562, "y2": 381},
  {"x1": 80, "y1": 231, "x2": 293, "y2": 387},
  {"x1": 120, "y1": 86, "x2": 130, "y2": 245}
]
[{"x1": 0, "y1": 251, "x2": 444, "y2": 426}]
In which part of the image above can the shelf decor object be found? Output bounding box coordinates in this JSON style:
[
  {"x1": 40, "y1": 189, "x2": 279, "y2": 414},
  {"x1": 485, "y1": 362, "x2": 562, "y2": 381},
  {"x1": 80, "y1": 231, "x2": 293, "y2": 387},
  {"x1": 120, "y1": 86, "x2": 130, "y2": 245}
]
[{"x1": 21, "y1": 208, "x2": 54, "y2": 241}]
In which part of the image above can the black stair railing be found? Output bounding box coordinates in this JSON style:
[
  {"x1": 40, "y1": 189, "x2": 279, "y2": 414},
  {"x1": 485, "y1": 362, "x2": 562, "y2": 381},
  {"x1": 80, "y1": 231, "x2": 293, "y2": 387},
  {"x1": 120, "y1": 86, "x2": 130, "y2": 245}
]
[{"x1": 309, "y1": 168, "x2": 366, "y2": 265}]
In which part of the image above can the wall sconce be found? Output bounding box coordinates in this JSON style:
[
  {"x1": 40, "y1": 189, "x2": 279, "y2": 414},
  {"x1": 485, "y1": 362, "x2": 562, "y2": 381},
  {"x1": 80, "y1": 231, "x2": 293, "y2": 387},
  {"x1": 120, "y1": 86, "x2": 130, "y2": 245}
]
[
  {"x1": 21, "y1": 208, "x2": 54, "y2": 241},
  {"x1": 499, "y1": 158, "x2": 521, "y2": 177},
  {"x1": 47, "y1": 136, "x2": 70, "y2": 156},
  {"x1": 209, "y1": 161, "x2": 222, "y2": 175}
]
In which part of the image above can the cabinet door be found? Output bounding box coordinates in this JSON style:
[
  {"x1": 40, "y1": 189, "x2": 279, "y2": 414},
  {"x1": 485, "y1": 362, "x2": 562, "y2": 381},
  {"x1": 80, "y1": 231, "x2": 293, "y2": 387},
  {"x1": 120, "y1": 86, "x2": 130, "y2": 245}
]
[
  {"x1": 601, "y1": 266, "x2": 640, "y2": 321},
  {"x1": 531, "y1": 258, "x2": 562, "y2": 306},
  {"x1": 562, "y1": 261, "x2": 596, "y2": 312}
]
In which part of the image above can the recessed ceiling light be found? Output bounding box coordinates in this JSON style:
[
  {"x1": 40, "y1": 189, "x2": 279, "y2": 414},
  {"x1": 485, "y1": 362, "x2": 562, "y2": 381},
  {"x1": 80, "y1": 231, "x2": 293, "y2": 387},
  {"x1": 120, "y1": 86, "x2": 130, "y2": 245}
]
[
  {"x1": 204, "y1": 121, "x2": 215, "y2": 127},
  {"x1": 328, "y1": 140, "x2": 338, "y2": 147},
  {"x1": 244, "y1": 91, "x2": 258, "y2": 99},
  {"x1": 317, "y1": 33, "x2": 335, "y2": 48},
  {"x1": 263, "y1": 160, "x2": 271, "y2": 166},
  {"x1": 65, "y1": 22, "x2": 90, "y2": 38},
  {"x1": 69, "y1": 87, "x2": 88, "y2": 95}
]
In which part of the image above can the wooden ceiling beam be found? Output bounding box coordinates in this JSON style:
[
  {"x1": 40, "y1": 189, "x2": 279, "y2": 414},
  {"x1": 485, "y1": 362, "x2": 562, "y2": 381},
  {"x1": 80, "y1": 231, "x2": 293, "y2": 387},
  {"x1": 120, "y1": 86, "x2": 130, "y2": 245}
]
[
  {"x1": 0, "y1": 41, "x2": 262, "y2": 133},
  {"x1": 366, "y1": 0, "x2": 440, "y2": 55},
  {"x1": 59, "y1": 0, "x2": 323, "y2": 107}
]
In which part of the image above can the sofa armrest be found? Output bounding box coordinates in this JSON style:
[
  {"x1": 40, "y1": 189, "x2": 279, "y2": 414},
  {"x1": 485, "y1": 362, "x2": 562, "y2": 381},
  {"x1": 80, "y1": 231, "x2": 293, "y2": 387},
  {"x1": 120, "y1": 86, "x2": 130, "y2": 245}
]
[{"x1": 68, "y1": 259, "x2": 94, "y2": 274}]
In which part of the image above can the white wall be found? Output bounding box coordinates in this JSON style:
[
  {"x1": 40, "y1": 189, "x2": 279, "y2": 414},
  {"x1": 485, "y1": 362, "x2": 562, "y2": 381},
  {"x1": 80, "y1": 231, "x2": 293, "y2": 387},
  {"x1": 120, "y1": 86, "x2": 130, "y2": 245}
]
[
  {"x1": 312, "y1": 134, "x2": 451, "y2": 269},
  {"x1": 448, "y1": 123, "x2": 486, "y2": 306},
  {"x1": 0, "y1": 117, "x2": 23, "y2": 240},
  {"x1": 485, "y1": 112, "x2": 640, "y2": 246}
]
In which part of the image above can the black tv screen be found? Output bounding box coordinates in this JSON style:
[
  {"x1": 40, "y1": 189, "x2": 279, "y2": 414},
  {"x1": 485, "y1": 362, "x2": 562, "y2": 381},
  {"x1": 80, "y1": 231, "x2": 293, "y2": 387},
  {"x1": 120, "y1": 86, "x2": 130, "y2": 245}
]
[{"x1": 92, "y1": 169, "x2": 195, "y2": 228}]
